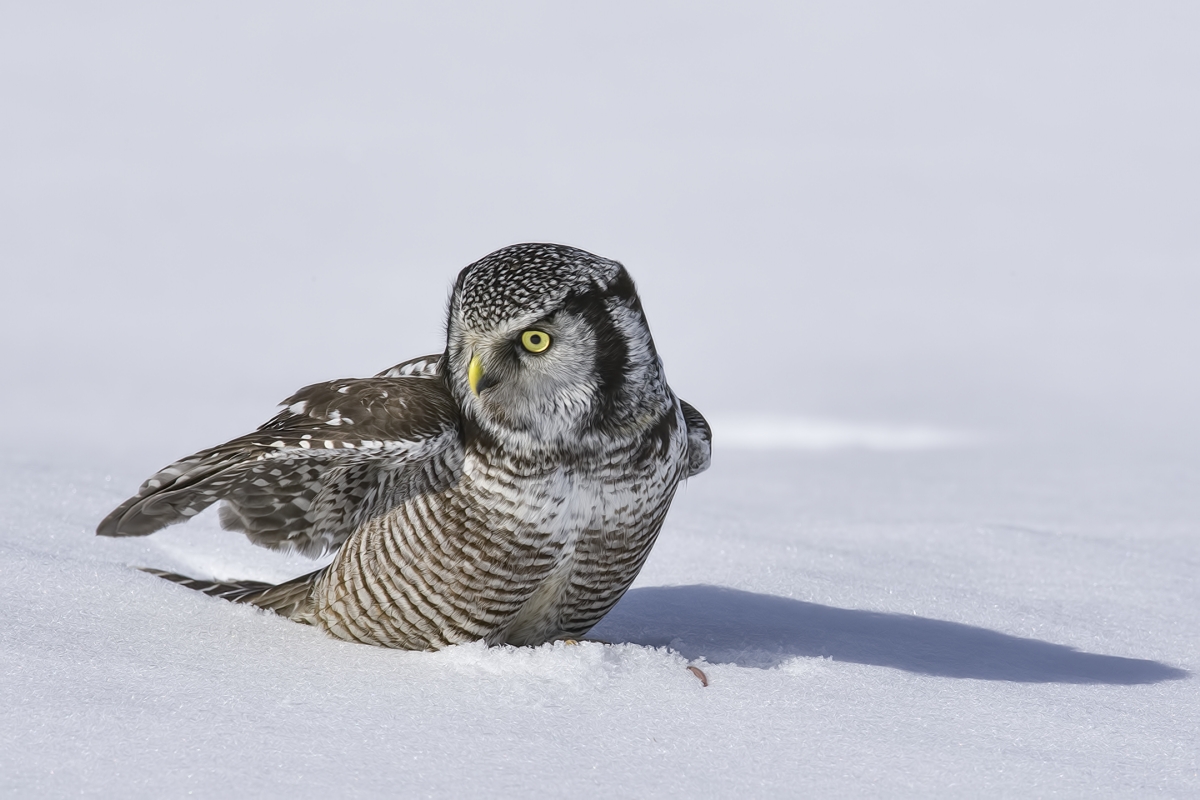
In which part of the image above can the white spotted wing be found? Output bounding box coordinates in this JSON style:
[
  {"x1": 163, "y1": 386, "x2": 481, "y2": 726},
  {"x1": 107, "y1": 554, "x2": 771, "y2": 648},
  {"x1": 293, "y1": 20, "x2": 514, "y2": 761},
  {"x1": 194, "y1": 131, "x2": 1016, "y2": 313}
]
[{"x1": 98, "y1": 356, "x2": 460, "y2": 557}]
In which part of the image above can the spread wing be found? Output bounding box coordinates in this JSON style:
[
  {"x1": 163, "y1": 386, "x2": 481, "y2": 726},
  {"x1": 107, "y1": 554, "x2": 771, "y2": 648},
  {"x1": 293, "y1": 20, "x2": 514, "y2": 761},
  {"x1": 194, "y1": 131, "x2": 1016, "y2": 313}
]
[
  {"x1": 97, "y1": 362, "x2": 462, "y2": 558},
  {"x1": 680, "y1": 399, "x2": 711, "y2": 477}
]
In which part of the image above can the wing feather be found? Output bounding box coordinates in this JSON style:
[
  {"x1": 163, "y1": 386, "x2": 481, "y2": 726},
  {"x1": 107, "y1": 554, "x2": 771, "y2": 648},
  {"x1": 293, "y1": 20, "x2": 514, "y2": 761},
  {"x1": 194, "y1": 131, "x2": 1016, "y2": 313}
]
[
  {"x1": 680, "y1": 398, "x2": 711, "y2": 477},
  {"x1": 374, "y1": 353, "x2": 443, "y2": 378},
  {"x1": 98, "y1": 375, "x2": 462, "y2": 557}
]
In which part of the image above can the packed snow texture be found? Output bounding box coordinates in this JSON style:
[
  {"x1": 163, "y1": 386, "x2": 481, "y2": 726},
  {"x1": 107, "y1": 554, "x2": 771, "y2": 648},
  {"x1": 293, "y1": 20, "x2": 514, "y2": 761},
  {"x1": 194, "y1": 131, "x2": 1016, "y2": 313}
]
[
  {"x1": 3, "y1": 2, "x2": 1198, "y2": 797},
  {"x1": 4, "y1": 445, "x2": 1196, "y2": 797}
]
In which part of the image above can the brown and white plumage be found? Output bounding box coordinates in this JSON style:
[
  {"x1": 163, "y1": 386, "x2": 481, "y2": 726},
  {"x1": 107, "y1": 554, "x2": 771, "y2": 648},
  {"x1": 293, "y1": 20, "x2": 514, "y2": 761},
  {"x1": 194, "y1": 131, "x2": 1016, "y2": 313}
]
[{"x1": 98, "y1": 243, "x2": 710, "y2": 650}]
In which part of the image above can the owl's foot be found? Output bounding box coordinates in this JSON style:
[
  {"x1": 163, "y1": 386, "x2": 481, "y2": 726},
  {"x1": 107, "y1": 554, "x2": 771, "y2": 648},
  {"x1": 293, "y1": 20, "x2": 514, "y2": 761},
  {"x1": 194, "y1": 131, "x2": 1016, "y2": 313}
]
[{"x1": 556, "y1": 640, "x2": 709, "y2": 686}]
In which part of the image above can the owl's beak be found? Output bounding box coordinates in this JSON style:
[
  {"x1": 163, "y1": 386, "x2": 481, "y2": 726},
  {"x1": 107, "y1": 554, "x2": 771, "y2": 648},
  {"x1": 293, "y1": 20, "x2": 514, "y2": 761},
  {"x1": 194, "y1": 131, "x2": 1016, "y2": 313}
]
[{"x1": 468, "y1": 354, "x2": 485, "y2": 396}]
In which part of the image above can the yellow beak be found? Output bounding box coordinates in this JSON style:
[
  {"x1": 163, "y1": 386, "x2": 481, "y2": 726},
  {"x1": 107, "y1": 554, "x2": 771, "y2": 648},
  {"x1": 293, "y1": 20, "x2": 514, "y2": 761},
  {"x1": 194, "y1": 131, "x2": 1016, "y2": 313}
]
[{"x1": 468, "y1": 354, "x2": 484, "y2": 396}]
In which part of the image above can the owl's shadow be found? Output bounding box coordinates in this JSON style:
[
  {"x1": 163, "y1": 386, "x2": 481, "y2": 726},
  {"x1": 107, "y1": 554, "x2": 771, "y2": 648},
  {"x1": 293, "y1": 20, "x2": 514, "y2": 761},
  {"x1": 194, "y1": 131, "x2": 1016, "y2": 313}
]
[{"x1": 591, "y1": 585, "x2": 1187, "y2": 685}]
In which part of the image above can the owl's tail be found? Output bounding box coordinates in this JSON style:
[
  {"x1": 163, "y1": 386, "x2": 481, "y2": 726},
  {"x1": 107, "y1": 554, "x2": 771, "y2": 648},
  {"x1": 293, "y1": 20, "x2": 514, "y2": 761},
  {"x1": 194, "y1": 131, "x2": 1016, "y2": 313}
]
[{"x1": 141, "y1": 567, "x2": 321, "y2": 624}]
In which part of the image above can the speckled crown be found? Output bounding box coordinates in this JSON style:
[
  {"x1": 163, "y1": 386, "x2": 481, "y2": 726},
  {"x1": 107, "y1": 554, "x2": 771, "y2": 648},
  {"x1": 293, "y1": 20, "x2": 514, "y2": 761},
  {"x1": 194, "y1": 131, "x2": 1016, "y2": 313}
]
[{"x1": 453, "y1": 243, "x2": 626, "y2": 326}]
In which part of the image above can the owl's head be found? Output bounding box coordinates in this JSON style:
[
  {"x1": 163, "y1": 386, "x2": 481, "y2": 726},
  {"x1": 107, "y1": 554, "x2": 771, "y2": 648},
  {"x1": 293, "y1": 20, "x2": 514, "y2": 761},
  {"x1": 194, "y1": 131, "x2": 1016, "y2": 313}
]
[{"x1": 444, "y1": 243, "x2": 671, "y2": 452}]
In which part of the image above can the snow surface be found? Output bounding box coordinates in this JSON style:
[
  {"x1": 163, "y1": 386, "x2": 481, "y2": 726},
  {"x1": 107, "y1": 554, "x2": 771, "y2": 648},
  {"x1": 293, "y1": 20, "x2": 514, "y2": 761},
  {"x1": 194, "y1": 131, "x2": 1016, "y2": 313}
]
[
  {"x1": 3, "y1": 2, "x2": 1199, "y2": 797},
  {"x1": 3, "y1": 440, "x2": 1197, "y2": 797}
]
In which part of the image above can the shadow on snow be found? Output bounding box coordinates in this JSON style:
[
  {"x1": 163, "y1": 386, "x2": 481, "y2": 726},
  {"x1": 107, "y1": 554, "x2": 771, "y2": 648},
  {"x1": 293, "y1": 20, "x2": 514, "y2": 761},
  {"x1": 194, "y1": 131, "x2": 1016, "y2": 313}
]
[{"x1": 592, "y1": 585, "x2": 1188, "y2": 685}]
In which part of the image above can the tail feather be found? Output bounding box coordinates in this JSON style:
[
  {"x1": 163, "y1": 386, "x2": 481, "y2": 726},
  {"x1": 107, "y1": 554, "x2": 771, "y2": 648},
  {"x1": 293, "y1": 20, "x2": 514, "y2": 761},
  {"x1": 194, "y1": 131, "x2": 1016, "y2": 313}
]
[{"x1": 141, "y1": 567, "x2": 321, "y2": 624}]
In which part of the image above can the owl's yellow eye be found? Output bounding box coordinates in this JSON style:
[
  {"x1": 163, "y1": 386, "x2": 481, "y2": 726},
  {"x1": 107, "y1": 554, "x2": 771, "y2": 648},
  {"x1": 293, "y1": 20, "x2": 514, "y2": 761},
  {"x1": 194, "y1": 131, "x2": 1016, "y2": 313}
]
[{"x1": 520, "y1": 330, "x2": 552, "y2": 353}]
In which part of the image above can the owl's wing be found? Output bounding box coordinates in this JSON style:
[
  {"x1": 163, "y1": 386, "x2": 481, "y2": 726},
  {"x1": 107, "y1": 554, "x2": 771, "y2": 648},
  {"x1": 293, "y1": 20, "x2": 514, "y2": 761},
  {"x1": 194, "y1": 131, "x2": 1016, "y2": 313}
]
[
  {"x1": 374, "y1": 353, "x2": 443, "y2": 378},
  {"x1": 97, "y1": 373, "x2": 462, "y2": 558},
  {"x1": 680, "y1": 399, "x2": 711, "y2": 477}
]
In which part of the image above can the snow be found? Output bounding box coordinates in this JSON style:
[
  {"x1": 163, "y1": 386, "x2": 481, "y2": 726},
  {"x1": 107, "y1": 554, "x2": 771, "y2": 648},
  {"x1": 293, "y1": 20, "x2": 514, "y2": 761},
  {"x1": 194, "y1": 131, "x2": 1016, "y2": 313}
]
[
  {"x1": 712, "y1": 416, "x2": 982, "y2": 451},
  {"x1": 3, "y1": 2, "x2": 1199, "y2": 797},
  {"x1": 4, "y1": 441, "x2": 1196, "y2": 796}
]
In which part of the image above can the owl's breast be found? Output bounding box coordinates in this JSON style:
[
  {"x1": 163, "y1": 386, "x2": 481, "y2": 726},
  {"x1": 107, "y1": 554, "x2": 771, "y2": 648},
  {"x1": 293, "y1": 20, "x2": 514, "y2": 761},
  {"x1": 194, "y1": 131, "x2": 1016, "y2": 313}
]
[
  {"x1": 315, "y1": 405, "x2": 688, "y2": 649},
  {"x1": 486, "y1": 410, "x2": 691, "y2": 645}
]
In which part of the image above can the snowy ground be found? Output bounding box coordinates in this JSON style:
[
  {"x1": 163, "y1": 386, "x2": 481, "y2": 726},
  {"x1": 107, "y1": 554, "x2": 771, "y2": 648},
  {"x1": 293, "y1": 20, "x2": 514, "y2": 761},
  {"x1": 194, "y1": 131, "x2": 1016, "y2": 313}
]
[
  {"x1": 3, "y1": 435, "x2": 1196, "y2": 797},
  {"x1": 3, "y1": 2, "x2": 1199, "y2": 797}
]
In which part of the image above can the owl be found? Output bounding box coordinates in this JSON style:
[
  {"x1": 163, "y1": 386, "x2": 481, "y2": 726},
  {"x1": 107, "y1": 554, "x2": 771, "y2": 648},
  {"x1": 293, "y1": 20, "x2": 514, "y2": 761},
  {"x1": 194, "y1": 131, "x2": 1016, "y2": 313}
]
[{"x1": 98, "y1": 243, "x2": 711, "y2": 649}]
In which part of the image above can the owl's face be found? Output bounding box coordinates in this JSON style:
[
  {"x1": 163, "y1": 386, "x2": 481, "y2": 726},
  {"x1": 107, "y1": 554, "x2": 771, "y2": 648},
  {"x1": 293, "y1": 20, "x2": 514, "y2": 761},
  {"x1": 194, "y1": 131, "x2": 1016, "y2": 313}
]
[{"x1": 443, "y1": 244, "x2": 670, "y2": 452}]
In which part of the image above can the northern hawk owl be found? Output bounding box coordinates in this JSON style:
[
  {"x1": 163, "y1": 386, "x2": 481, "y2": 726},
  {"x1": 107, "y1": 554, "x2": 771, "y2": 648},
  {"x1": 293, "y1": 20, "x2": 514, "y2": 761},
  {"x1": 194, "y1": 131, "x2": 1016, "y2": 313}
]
[{"x1": 98, "y1": 243, "x2": 711, "y2": 649}]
